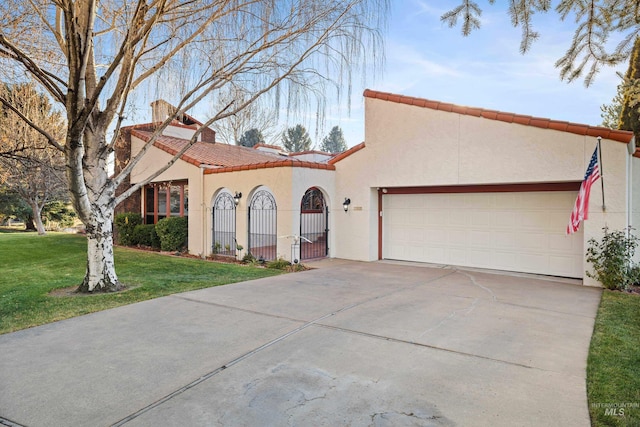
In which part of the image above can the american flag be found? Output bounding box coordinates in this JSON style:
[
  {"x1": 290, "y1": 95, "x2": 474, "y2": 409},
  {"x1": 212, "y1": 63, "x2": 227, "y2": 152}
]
[{"x1": 567, "y1": 146, "x2": 601, "y2": 234}]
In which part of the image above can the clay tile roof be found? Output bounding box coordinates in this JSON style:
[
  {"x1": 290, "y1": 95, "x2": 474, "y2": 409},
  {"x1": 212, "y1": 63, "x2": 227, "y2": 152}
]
[
  {"x1": 132, "y1": 130, "x2": 285, "y2": 167},
  {"x1": 253, "y1": 143, "x2": 284, "y2": 150},
  {"x1": 363, "y1": 89, "x2": 634, "y2": 144},
  {"x1": 204, "y1": 159, "x2": 335, "y2": 174},
  {"x1": 328, "y1": 142, "x2": 366, "y2": 165},
  {"x1": 289, "y1": 150, "x2": 335, "y2": 157},
  {"x1": 131, "y1": 130, "x2": 336, "y2": 173}
]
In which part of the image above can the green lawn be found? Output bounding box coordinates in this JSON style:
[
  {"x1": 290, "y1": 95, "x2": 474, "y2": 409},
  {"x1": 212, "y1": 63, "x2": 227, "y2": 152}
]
[
  {"x1": 0, "y1": 232, "x2": 282, "y2": 334},
  {"x1": 587, "y1": 290, "x2": 640, "y2": 426}
]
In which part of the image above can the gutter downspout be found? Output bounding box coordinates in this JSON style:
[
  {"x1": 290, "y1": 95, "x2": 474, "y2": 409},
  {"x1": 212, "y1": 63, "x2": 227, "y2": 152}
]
[
  {"x1": 200, "y1": 164, "x2": 206, "y2": 259},
  {"x1": 627, "y1": 136, "x2": 636, "y2": 233}
]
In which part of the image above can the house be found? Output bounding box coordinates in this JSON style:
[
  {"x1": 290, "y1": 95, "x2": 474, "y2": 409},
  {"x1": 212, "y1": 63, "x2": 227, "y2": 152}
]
[{"x1": 116, "y1": 91, "x2": 639, "y2": 286}]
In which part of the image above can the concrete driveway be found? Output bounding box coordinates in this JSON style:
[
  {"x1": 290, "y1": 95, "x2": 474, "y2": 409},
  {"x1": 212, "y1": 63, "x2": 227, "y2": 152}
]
[{"x1": 0, "y1": 260, "x2": 601, "y2": 427}]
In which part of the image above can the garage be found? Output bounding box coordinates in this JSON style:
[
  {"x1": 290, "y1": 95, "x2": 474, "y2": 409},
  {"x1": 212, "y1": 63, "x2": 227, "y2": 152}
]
[{"x1": 381, "y1": 184, "x2": 584, "y2": 278}]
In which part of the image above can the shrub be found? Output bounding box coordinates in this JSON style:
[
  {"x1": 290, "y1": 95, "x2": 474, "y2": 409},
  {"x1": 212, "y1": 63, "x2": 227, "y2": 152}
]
[
  {"x1": 242, "y1": 252, "x2": 256, "y2": 264},
  {"x1": 266, "y1": 258, "x2": 290, "y2": 270},
  {"x1": 155, "y1": 217, "x2": 188, "y2": 251},
  {"x1": 586, "y1": 227, "x2": 640, "y2": 290},
  {"x1": 43, "y1": 201, "x2": 77, "y2": 229},
  {"x1": 132, "y1": 224, "x2": 160, "y2": 249},
  {"x1": 114, "y1": 212, "x2": 143, "y2": 246}
]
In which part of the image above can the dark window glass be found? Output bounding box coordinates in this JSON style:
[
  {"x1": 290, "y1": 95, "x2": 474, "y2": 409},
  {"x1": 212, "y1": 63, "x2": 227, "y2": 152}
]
[
  {"x1": 170, "y1": 185, "x2": 181, "y2": 216},
  {"x1": 144, "y1": 182, "x2": 187, "y2": 224},
  {"x1": 184, "y1": 186, "x2": 189, "y2": 216},
  {"x1": 158, "y1": 188, "x2": 167, "y2": 216},
  {"x1": 145, "y1": 187, "x2": 155, "y2": 224}
]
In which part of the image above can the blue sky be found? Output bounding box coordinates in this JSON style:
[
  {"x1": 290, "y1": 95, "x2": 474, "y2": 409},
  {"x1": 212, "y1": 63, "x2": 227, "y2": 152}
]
[{"x1": 318, "y1": 1, "x2": 626, "y2": 148}]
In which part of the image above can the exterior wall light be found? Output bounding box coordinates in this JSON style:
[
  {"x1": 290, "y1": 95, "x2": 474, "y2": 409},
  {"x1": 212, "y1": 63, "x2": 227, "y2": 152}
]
[
  {"x1": 343, "y1": 198, "x2": 351, "y2": 212},
  {"x1": 233, "y1": 192, "x2": 242, "y2": 205}
]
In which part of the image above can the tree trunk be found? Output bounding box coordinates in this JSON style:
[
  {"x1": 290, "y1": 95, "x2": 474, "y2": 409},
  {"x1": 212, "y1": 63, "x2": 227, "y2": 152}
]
[
  {"x1": 25, "y1": 215, "x2": 36, "y2": 231},
  {"x1": 30, "y1": 202, "x2": 46, "y2": 235},
  {"x1": 76, "y1": 206, "x2": 122, "y2": 292},
  {"x1": 64, "y1": 122, "x2": 123, "y2": 293}
]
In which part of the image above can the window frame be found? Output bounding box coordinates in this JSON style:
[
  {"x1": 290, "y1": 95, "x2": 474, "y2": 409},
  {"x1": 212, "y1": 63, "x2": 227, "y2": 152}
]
[
  {"x1": 143, "y1": 180, "x2": 188, "y2": 224},
  {"x1": 300, "y1": 187, "x2": 325, "y2": 214}
]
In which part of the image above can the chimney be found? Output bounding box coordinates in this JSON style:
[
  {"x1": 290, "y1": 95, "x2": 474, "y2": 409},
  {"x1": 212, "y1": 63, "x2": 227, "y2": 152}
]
[{"x1": 151, "y1": 100, "x2": 177, "y2": 124}]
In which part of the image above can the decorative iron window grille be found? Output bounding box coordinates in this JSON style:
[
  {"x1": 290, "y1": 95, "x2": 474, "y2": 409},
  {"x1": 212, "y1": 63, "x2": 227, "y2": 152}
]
[{"x1": 212, "y1": 192, "x2": 236, "y2": 257}]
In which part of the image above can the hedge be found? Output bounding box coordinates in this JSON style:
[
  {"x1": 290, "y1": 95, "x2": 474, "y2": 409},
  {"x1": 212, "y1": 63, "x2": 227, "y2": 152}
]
[
  {"x1": 132, "y1": 224, "x2": 161, "y2": 249},
  {"x1": 155, "y1": 216, "x2": 188, "y2": 251},
  {"x1": 114, "y1": 212, "x2": 143, "y2": 246}
]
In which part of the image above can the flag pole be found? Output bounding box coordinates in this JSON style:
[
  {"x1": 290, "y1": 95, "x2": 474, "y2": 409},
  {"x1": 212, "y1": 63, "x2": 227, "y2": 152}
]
[{"x1": 597, "y1": 136, "x2": 605, "y2": 211}]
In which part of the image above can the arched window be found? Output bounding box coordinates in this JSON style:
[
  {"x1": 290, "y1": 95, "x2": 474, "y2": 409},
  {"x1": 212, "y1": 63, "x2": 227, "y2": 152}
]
[
  {"x1": 248, "y1": 190, "x2": 277, "y2": 261},
  {"x1": 212, "y1": 191, "x2": 236, "y2": 256},
  {"x1": 300, "y1": 187, "x2": 328, "y2": 259},
  {"x1": 301, "y1": 187, "x2": 325, "y2": 213}
]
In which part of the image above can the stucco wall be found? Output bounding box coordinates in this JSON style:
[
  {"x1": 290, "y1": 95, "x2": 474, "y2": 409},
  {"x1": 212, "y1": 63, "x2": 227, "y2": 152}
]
[
  {"x1": 203, "y1": 167, "x2": 334, "y2": 262},
  {"x1": 632, "y1": 156, "x2": 640, "y2": 263},
  {"x1": 333, "y1": 97, "x2": 632, "y2": 285}
]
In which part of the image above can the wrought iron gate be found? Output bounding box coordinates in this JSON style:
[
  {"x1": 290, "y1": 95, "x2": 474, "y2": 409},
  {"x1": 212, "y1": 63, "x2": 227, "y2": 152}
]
[
  {"x1": 300, "y1": 188, "x2": 328, "y2": 259},
  {"x1": 248, "y1": 190, "x2": 277, "y2": 261},
  {"x1": 212, "y1": 192, "x2": 236, "y2": 257}
]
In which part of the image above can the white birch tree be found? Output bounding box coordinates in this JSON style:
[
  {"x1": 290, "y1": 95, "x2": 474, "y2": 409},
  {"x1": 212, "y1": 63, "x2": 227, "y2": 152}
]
[{"x1": 0, "y1": 0, "x2": 387, "y2": 292}]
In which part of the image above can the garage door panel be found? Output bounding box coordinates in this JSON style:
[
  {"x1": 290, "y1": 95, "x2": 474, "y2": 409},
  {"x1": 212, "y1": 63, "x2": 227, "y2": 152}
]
[
  {"x1": 448, "y1": 229, "x2": 467, "y2": 246},
  {"x1": 471, "y1": 212, "x2": 491, "y2": 227},
  {"x1": 493, "y1": 251, "x2": 518, "y2": 270},
  {"x1": 427, "y1": 247, "x2": 447, "y2": 264},
  {"x1": 520, "y1": 232, "x2": 548, "y2": 250},
  {"x1": 469, "y1": 230, "x2": 491, "y2": 247},
  {"x1": 492, "y1": 212, "x2": 517, "y2": 228},
  {"x1": 518, "y1": 253, "x2": 548, "y2": 271},
  {"x1": 449, "y1": 210, "x2": 466, "y2": 226},
  {"x1": 449, "y1": 248, "x2": 467, "y2": 265},
  {"x1": 494, "y1": 232, "x2": 517, "y2": 249},
  {"x1": 549, "y1": 234, "x2": 574, "y2": 251},
  {"x1": 549, "y1": 256, "x2": 580, "y2": 277},
  {"x1": 468, "y1": 250, "x2": 492, "y2": 266},
  {"x1": 383, "y1": 191, "x2": 583, "y2": 278},
  {"x1": 425, "y1": 210, "x2": 445, "y2": 226}
]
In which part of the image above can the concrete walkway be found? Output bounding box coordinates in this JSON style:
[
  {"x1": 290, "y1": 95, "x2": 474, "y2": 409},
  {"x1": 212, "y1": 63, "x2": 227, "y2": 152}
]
[{"x1": 0, "y1": 260, "x2": 601, "y2": 426}]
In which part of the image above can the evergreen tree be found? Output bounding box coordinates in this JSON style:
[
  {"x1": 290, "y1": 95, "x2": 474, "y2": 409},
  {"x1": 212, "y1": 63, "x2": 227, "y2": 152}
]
[
  {"x1": 320, "y1": 126, "x2": 348, "y2": 153},
  {"x1": 239, "y1": 128, "x2": 265, "y2": 148},
  {"x1": 600, "y1": 83, "x2": 624, "y2": 129},
  {"x1": 619, "y1": 37, "x2": 640, "y2": 145},
  {"x1": 282, "y1": 124, "x2": 312, "y2": 152}
]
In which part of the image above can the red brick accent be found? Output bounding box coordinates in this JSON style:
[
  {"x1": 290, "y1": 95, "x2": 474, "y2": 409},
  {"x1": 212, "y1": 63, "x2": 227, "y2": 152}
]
[{"x1": 113, "y1": 128, "x2": 141, "y2": 215}]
